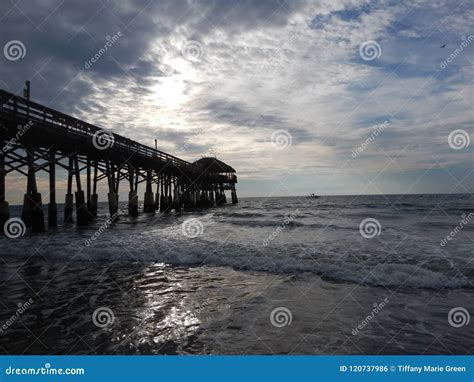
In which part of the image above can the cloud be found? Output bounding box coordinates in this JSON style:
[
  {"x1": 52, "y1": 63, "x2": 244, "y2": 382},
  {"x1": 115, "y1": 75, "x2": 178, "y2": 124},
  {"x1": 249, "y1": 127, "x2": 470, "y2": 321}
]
[{"x1": 0, "y1": 0, "x2": 472, "y2": 201}]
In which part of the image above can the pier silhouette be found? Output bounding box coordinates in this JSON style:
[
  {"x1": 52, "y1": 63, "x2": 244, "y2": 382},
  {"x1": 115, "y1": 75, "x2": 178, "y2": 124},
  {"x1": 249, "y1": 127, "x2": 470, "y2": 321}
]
[{"x1": 0, "y1": 82, "x2": 238, "y2": 233}]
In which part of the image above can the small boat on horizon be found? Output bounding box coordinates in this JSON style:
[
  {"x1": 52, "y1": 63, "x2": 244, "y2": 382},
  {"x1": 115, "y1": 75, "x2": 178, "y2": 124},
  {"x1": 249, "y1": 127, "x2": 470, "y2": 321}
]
[{"x1": 308, "y1": 193, "x2": 320, "y2": 199}]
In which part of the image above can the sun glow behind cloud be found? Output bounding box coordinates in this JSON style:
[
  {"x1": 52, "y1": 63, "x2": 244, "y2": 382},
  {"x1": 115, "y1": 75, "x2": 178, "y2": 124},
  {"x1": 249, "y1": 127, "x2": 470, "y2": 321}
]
[{"x1": 0, "y1": 0, "x2": 472, "y2": 201}]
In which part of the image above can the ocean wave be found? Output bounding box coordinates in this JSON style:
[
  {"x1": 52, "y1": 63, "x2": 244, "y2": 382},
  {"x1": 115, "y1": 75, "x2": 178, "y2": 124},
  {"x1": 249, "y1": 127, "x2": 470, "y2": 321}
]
[
  {"x1": 220, "y1": 218, "x2": 345, "y2": 230},
  {"x1": 2, "y1": 194, "x2": 472, "y2": 290},
  {"x1": 214, "y1": 212, "x2": 266, "y2": 218},
  {"x1": 3, "y1": 234, "x2": 471, "y2": 290},
  {"x1": 164, "y1": 255, "x2": 471, "y2": 289},
  {"x1": 221, "y1": 219, "x2": 305, "y2": 228}
]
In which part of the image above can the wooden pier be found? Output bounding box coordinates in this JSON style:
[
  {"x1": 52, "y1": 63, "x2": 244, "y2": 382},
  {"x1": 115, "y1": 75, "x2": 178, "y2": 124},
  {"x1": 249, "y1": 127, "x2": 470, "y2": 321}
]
[{"x1": 0, "y1": 82, "x2": 238, "y2": 233}]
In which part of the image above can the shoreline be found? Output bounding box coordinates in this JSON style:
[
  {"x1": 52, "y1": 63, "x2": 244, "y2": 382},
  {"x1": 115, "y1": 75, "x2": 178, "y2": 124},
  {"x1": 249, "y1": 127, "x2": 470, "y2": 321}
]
[{"x1": 0, "y1": 256, "x2": 472, "y2": 355}]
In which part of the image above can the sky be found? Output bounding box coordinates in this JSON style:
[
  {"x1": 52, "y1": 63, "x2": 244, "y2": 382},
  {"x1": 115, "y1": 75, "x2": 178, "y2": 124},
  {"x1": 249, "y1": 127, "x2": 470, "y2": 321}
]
[{"x1": 0, "y1": 0, "x2": 473, "y2": 202}]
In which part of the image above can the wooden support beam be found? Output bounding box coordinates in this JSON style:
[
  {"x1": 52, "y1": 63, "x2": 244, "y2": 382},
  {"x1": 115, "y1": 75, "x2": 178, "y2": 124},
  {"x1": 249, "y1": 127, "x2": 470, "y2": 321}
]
[
  {"x1": 0, "y1": 150, "x2": 10, "y2": 233},
  {"x1": 105, "y1": 159, "x2": 118, "y2": 216},
  {"x1": 90, "y1": 161, "x2": 98, "y2": 218},
  {"x1": 86, "y1": 158, "x2": 91, "y2": 211},
  {"x1": 64, "y1": 156, "x2": 74, "y2": 223},
  {"x1": 73, "y1": 155, "x2": 88, "y2": 226},
  {"x1": 143, "y1": 169, "x2": 154, "y2": 213},
  {"x1": 128, "y1": 164, "x2": 138, "y2": 217},
  {"x1": 0, "y1": 152, "x2": 5, "y2": 204},
  {"x1": 23, "y1": 145, "x2": 45, "y2": 232},
  {"x1": 73, "y1": 156, "x2": 82, "y2": 192},
  {"x1": 48, "y1": 149, "x2": 57, "y2": 227}
]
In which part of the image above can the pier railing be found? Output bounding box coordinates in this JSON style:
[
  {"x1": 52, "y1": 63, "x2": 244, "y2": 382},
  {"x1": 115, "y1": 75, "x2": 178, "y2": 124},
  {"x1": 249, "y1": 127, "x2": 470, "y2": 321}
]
[
  {"x1": 0, "y1": 89, "x2": 207, "y2": 176},
  {"x1": 0, "y1": 87, "x2": 239, "y2": 233}
]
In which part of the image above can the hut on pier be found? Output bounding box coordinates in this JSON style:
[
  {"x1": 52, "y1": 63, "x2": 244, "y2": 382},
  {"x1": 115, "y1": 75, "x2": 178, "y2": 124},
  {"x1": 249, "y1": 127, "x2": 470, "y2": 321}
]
[{"x1": 193, "y1": 157, "x2": 238, "y2": 204}]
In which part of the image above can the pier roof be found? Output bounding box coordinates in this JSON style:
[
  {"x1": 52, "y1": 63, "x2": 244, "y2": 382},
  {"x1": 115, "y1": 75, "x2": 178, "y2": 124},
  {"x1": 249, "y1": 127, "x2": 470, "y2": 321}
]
[{"x1": 194, "y1": 157, "x2": 236, "y2": 173}]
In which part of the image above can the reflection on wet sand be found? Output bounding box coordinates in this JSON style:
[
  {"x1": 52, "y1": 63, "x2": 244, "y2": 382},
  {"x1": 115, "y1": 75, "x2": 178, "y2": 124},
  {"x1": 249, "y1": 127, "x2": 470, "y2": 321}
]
[{"x1": 0, "y1": 256, "x2": 472, "y2": 355}]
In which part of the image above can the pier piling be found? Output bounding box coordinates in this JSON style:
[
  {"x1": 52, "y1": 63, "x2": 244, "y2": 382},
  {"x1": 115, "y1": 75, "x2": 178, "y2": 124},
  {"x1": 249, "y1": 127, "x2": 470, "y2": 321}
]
[
  {"x1": 25, "y1": 147, "x2": 45, "y2": 233},
  {"x1": 65, "y1": 157, "x2": 74, "y2": 223},
  {"x1": 74, "y1": 156, "x2": 89, "y2": 226},
  {"x1": 0, "y1": 152, "x2": 10, "y2": 233},
  {"x1": 0, "y1": 86, "x2": 238, "y2": 234},
  {"x1": 48, "y1": 150, "x2": 57, "y2": 227},
  {"x1": 90, "y1": 162, "x2": 98, "y2": 218},
  {"x1": 143, "y1": 170, "x2": 154, "y2": 213},
  {"x1": 128, "y1": 166, "x2": 138, "y2": 217}
]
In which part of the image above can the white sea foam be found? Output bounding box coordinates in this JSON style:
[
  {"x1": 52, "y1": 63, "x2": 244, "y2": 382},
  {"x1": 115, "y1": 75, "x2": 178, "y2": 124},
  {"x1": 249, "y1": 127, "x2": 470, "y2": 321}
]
[{"x1": 2, "y1": 195, "x2": 472, "y2": 289}]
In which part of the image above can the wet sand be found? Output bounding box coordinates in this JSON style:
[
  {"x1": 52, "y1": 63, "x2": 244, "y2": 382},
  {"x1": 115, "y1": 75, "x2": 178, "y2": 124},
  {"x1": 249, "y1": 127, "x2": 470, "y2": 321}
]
[{"x1": 0, "y1": 256, "x2": 472, "y2": 355}]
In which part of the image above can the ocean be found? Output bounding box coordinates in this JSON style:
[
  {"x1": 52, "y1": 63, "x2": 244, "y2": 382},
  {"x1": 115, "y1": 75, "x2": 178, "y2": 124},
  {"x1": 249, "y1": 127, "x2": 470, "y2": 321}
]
[{"x1": 0, "y1": 194, "x2": 472, "y2": 354}]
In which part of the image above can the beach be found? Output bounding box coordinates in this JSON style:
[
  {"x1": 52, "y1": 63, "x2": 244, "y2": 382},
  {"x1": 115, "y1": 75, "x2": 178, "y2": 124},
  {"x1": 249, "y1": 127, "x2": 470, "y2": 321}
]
[{"x1": 0, "y1": 195, "x2": 473, "y2": 354}]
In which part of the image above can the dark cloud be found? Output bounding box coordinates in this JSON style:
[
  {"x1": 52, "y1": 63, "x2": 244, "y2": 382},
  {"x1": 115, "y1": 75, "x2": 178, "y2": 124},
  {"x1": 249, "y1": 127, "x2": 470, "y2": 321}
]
[
  {"x1": 0, "y1": 0, "x2": 471, "y2": 196},
  {"x1": 0, "y1": 0, "x2": 307, "y2": 112},
  {"x1": 204, "y1": 99, "x2": 282, "y2": 128}
]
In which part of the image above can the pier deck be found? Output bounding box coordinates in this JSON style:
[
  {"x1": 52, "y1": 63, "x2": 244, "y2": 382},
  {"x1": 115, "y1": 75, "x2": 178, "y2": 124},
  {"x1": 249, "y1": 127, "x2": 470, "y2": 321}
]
[{"x1": 0, "y1": 84, "x2": 238, "y2": 233}]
